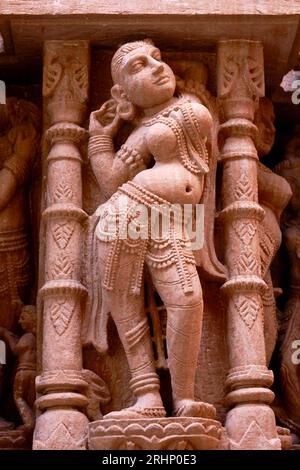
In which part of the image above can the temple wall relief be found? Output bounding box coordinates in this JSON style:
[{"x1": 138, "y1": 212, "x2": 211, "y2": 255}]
[{"x1": 0, "y1": 26, "x2": 300, "y2": 450}]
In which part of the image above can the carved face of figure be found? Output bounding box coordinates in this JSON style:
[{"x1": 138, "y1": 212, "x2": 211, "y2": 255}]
[
  {"x1": 116, "y1": 44, "x2": 176, "y2": 110},
  {"x1": 254, "y1": 97, "x2": 276, "y2": 158},
  {"x1": 19, "y1": 307, "x2": 36, "y2": 334},
  {"x1": 280, "y1": 138, "x2": 300, "y2": 213}
]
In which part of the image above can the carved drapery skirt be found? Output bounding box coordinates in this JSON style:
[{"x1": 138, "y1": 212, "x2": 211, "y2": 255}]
[
  {"x1": 0, "y1": 228, "x2": 30, "y2": 328},
  {"x1": 95, "y1": 181, "x2": 196, "y2": 296}
]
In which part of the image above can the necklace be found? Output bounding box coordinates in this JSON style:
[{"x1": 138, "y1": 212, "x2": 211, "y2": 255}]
[
  {"x1": 143, "y1": 100, "x2": 209, "y2": 175},
  {"x1": 141, "y1": 98, "x2": 187, "y2": 126}
]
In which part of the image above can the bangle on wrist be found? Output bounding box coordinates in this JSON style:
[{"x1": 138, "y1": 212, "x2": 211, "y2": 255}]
[{"x1": 88, "y1": 134, "x2": 114, "y2": 155}]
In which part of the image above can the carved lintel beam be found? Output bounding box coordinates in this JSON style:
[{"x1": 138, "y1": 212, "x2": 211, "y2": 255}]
[
  {"x1": 33, "y1": 40, "x2": 90, "y2": 450},
  {"x1": 217, "y1": 40, "x2": 280, "y2": 450}
]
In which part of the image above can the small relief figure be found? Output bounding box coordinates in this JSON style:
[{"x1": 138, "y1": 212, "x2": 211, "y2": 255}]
[
  {"x1": 254, "y1": 98, "x2": 292, "y2": 363},
  {"x1": 170, "y1": 59, "x2": 219, "y2": 122},
  {"x1": 0, "y1": 98, "x2": 40, "y2": 331},
  {"x1": 274, "y1": 131, "x2": 300, "y2": 439},
  {"x1": 83, "y1": 39, "x2": 225, "y2": 420},
  {"x1": 0, "y1": 305, "x2": 36, "y2": 431},
  {"x1": 82, "y1": 369, "x2": 111, "y2": 421}
]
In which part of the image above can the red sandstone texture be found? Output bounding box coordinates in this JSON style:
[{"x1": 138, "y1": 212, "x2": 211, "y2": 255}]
[{"x1": 0, "y1": 1, "x2": 300, "y2": 450}]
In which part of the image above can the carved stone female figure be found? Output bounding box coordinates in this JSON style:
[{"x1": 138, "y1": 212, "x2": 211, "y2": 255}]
[
  {"x1": 84, "y1": 39, "x2": 223, "y2": 419},
  {"x1": 255, "y1": 98, "x2": 292, "y2": 363},
  {"x1": 274, "y1": 132, "x2": 300, "y2": 437},
  {"x1": 0, "y1": 98, "x2": 40, "y2": 331},
  {"x1": 0, "y1": 98, "x2": 39, "y2": 432}
]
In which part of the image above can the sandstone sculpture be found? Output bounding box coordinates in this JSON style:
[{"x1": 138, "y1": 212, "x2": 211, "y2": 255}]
[
  {"x1": 0, "y1": 98, "x2": 40, "y2": 331},
  {"x1": 0, "y1": 28, "x2": 295, "y2": 451},
  {"x1": 217, "y1": 40, "x2": 281, "y2": 450},
  {"x1": 84, "y1": 39, "x2": 223, "y2": 421},
  {"x1": 1, "y1": 1, "x2": 300, "y2": 453},
  {"x1": 255, "y1": 97, "x2": 292, "y2": 363},
  {"x1": 0, "y1": 97, "x2": 39, "y2": 439},
  {"x1": 33, "y1": 40, "x2": 90, "y2": 450},
  {"x1": 274, "y1": 129, "x2": 300, "y2": 440},
  {"x1": 0, "y1": 304, "x2": 36, "y2": 431}
]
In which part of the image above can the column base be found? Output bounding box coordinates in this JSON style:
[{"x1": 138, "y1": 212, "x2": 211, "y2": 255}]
[
  {"x1": 88, "y1": 417, "x2": 225, "y2": 450},
  {"x1": 226, "y1": 404, "x2": 281, "y2": 450},
  {"x1": 33, "y1": 409, "x2": 89, "y2": 450}
]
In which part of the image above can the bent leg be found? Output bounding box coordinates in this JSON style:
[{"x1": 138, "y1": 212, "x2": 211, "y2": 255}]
[
  {"x1": 98, "y1": 241, "x2": 164, "y2": 418},
  {"x1": 13, "y1": 371, "x2": 35, "y2": 429}
]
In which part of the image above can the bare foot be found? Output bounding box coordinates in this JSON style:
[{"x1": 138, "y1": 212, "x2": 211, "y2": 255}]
[
  {"x1": 103, "y1": 391, "x2": 166, "y2": 419},
  {"x1": 103, "y1": 405, "x2": 166, "y2": 420},
  {"x1": 174, "y1": 400, "x2": 216, "y2": 419}
]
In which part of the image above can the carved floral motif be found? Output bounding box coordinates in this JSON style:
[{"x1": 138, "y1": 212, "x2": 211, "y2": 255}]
[
  {"x1": 89, "y1": 417, "x2": 223, "y2": 450},
  {"x1": 52, "y1": 222, "x2": 75, "y2": 250},
  {"x1": 235, "y1": 296, "x2": 260, "y2": 329},
  {"x1": 49, "y1": 299, "x2": 75, "y2": 336},
  {"x1": 51, "y1": 252, "x2": 75, "y2": 280}
]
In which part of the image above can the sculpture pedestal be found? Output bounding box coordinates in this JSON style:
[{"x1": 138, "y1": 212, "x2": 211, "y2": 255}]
[{"x1": 88, "y1": 417, "x2": 225, "y2": 450}]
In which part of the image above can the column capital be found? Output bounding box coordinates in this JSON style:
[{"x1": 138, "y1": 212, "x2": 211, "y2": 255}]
[
  {"x1": 43, "y1": 40, "x2": 90, "y2": 125},
  {"x1": 217, "y1": 39, "x2": 264, "y2": 121}
]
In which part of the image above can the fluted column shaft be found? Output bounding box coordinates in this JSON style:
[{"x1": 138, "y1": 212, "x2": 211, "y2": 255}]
[
  {"x1": 217, "y1": 40, "x2": 280, "y2": 450},
  {"x1": 33, "y1": 40, "x2": 90, "y2": 450}
]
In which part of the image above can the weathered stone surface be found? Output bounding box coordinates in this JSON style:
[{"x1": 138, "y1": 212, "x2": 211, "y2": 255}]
[
  {"x1": 1, "y1": 2, "x2": 300, "y2": 452},
  {"x1": 1, "y1": 1, "x2": 300, "y2": 16},
  {"x1": 89, "y1": 417, "x2": 224, "y2": 450}
]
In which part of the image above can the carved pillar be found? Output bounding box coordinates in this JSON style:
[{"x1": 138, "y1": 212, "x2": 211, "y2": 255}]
[
  {"x1": 217, "y1": 40, "x2": 280, "y2": 450},
  {"x1": 33, "y1": 41, "x2": 90, "y2": 450}
]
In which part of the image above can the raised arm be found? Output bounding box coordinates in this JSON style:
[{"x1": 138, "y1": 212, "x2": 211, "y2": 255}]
[
  {"x1": 88, "y1": 101, "x2": 146, "y2": 199},
  {"x1": 0, "y1": 327, "x2": 19, "y2": 354},
  {"x1": 0, "y1": 122, "x2": 36, "y2": 210}
]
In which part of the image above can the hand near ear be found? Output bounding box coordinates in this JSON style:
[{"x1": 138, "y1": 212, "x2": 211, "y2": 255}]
[
  {"x1": 89, "y1": 99, "x2": 122, "y2": 137},
  {"x1": 111, "y1": 84, "x2": 136, "y2": 122}
]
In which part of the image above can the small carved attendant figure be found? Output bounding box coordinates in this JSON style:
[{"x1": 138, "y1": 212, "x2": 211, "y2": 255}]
[
  {"x1": 255, "y1": 98, "x2": 292, "y2": 363},
  {"x1": 274, "y1": 132, "x2": 300, "y2": 438},
  {"x1": 0, "y1": 98, "x2": 40, "y2": 331},
  {"x1": 85, "y1": 39, "x2": 223, "y2": 419},
  {"x1": 0, "y1": 305, "x2": 36, "y2": 430}
]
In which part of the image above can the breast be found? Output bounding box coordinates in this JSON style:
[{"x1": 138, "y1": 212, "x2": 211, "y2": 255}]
[
  {"x1": 258, "y1": 164, "x2": 292, "y2": 216},
  {"x1": 145, "y1": 122, "x2": 177, "y2": 162}
]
